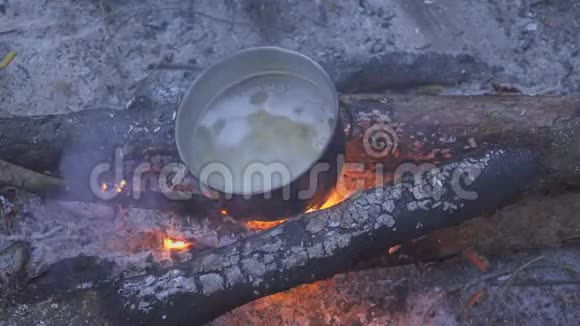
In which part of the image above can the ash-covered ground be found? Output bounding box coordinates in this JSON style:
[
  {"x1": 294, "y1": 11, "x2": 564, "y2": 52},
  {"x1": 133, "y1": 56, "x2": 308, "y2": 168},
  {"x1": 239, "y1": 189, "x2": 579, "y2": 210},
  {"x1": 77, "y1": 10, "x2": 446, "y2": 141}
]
[
  {"x1": 1, "y1": 0, "x2": 580, "y2": 325},
  {"x1": 1, "y1": 0, "x2": 579, "y2": 117}
]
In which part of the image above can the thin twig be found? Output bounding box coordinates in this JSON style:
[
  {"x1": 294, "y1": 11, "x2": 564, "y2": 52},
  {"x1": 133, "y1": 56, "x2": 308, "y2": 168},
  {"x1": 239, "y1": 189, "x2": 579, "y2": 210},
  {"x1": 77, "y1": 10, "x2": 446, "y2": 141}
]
[
  {"x1": 504, "y1": 293, "x2": 528, "y2": 323},
  {"x1": 421, "y1": 271, "x2": 513, "y2": 324},
  {"x1": 0, "y1": 29, "x2": 18, "y2": 36},
  {"x1": 498, "y1": 256, "x2": 545, "y2": 301},
  {"x1": 490, "y1": 255, "x2": 545, "y2": 323}
]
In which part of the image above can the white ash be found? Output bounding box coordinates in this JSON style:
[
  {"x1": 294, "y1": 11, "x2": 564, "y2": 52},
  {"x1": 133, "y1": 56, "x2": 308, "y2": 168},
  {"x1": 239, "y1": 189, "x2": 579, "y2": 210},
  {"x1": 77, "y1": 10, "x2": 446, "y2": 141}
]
[
  {"x1": 122, "y1": 269, "x2": 197, "y2": 304},
  {"x1": 199, "y1": 273, "x2": 225, "y2": 295},
  {"x1": 381, "y1": 199, "x2": 395, "y2": 213},
  {"x1": 0, "y1": 193, "x2": 250, "y2": 283},
  {"x1": 260, "y1": 238, "x2": 283, "y2": 253},
  {"x1": 241, "y1": 255, "x2": 268, "y2": 278},
  {"x1": 352, "y1": 110, "x2": 394, "y2": 123},
  {"x1": 1, "y1": 197, "x2": 118, "y2": 273},
  {"x1": 375, "y1": 214, "x2": 395, "y2": 229},
  {"x1": 443, "y1": 202, "x2": 459, "y2": 212},
  {"x1": 305, "y1": 217, "x2": 328, "y2": 234},
  {"x1": 306, "y1": 243, "x2": 325, "y2": 259},
  {"x1": 323, "y1": 232, "x2": 352, "y2": 255},
  {"x1": 468, "y1": 137, "x2": 478, "y2": 148},
  {"x1": 224, "y1": 266, "x2": 244, "y2": 287},
  {"x1": 438, "y1": 135, "x2": 457, "y2": 143},
  {"x1": 417, "y1": 200, "x2": 433, "y2": 210},
  {"x1": 263, "y1": 254, "x2": 275, "y2": 264},
  {"x1": 76, "y1": 282, "x2": 94, "y2": 289},
  {"x1": 391, "y1": 149, "x2": 504, "y2": 214}
]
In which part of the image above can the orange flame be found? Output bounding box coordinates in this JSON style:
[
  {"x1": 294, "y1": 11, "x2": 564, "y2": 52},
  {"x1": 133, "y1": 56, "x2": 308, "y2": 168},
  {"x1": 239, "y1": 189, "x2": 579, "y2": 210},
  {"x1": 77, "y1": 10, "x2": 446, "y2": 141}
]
[
  {"x1": 306, "y1": 188, "x2": 356, "y2": 213},
  {"x1": 243, "y1": 187, "x2": 355, "y2": 231},
  {"x1": 244, "y1": 175, "x2": 360, "y2": 231},
  {"x1": 101, "y1": 180, "x2": 127, "y2": 193},
  {"x1": 388, "y1": 244, "x2": 401, "y2": 255},
  {"x1": 245, "y1": 219, "x2": 287, "y2": 231},
  {"x1": 163, "y1": 237, "x2": 193, "y2": 251},
  {"x1": 116, "y1": 179, "x2": 127, "y2": 193}
]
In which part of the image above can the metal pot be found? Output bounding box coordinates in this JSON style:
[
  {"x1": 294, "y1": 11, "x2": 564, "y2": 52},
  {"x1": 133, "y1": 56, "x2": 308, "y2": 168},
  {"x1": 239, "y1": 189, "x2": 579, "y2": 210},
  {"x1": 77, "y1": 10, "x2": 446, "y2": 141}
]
[{"x1": 176, "y1": 47, "x2": 345, "y2": 220}]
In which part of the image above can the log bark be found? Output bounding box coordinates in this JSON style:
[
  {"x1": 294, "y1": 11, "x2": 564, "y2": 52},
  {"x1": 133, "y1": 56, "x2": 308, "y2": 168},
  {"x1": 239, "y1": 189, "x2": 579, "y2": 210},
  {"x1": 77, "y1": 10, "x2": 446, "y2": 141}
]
[
  {"x1": 0, "y1": 95, "x2": 579, "y2": 215},
  {"x1": 1, "y1": 95, "x2": 578, "y2": 170},
  {"x1": 0, "y1": 159, "x2": 66, "y2": 194},
  {"x1": 15, "y1": 145, "x2": 540, "y2": 325},
  {"x1": 2, "y1": 95, "x2": 578, "y2": 324}
]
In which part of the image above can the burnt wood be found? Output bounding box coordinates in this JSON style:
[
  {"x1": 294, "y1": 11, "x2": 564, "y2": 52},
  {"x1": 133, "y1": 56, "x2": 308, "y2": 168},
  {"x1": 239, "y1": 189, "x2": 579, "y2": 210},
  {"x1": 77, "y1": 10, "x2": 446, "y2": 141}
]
[
  {"x1": 15, "y1": 145, "x2": 540, "y2": 325},
  {"x1": 0, "y1": 95, "x2": 579, "y2": 215},
  {"x1": 2, "y1": 95, "x2": 580, "y2": 324}
]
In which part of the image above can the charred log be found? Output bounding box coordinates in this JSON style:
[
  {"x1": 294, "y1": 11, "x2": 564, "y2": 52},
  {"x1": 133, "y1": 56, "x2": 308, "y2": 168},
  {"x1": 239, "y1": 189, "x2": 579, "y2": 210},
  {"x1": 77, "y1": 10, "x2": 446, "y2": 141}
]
[
  {"x1": 15, "y1": 145, "x2": 540, "y2": 325},
  {"x1": 1, "y1": 95, "x2": 579, "y2": 324},
  {"x1": 0, "y1": 95, "x2": 578, "y2": 215}
]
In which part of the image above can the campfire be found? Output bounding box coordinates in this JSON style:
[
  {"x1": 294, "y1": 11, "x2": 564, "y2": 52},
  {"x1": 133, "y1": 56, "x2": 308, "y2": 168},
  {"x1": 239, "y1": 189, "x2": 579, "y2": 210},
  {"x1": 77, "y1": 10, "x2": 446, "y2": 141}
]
[
  {"x1": 245, "y1": 172, "x2": 364, "y2": 231},
  {"x1": 0, "y1": 94, "x2": 577, "y2": 325},
  {"x1": 2, "y1": 0, "x2": 580, "y2": 323}
]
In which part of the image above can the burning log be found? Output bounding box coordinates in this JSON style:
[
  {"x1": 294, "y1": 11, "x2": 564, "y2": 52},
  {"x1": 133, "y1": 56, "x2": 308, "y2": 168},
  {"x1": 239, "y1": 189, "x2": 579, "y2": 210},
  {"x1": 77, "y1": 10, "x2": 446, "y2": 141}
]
[
  {"x1": 0, "y1": 95, "x2": 578, "y2": 212},
  {"x1": 1, "y1": 95, "x2": 579, "y2": 324},
  {"x1": 14, "y1": 145, "x2": 540, "y2": 325}
]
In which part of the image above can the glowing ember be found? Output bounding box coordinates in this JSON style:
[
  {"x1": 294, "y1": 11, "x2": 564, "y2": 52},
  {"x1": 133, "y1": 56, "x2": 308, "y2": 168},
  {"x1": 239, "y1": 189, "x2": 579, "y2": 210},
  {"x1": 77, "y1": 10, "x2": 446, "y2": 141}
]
[
  {"x1": 388, "y1": 244, "x2": 401, "y2": 255},
  {"x1": 308, "y1": 188, "x2": 357, "y2": 212},
  {"x1": 116, "y1": 179, "x2": 127, "y2": 193},
  {"x1": 265, "y1": 280, "x2": 329, "y2": 304},
  {"x1": 101, "y1": 180, "x2": 127, "y2": 193},
  {"x1": 245, "y1": 176, "x2": 361, "y2": 231},
  {"x1": 246, "y1": 219, "x2": 287, "y2": 231},
  {"x1": 242, "y1": 167, "x2": 375, "y2": 231},
  {"x1": 163, "y1": 237, "x2": 192, "y2": 250},
  {"x1": 219, "y1": 209, "x2": 228, "y2": 215},
  {"x1": 306, "y1": 179, "x2": 360, "y2": 213}
]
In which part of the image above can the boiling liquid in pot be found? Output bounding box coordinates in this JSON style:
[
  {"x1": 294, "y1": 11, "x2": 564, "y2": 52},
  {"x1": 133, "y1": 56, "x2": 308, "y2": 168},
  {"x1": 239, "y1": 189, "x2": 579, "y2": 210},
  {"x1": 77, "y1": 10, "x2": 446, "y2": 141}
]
[{"x1": 191, "y1": 73, "x2": 336, "y2": 195}]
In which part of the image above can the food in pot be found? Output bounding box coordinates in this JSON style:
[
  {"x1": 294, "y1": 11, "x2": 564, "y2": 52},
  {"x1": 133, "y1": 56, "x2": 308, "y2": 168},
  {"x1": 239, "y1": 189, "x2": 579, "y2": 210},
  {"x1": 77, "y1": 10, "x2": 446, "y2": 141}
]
[{"x1": 189, "y1": 72, "x2": 337, "y2": 195}]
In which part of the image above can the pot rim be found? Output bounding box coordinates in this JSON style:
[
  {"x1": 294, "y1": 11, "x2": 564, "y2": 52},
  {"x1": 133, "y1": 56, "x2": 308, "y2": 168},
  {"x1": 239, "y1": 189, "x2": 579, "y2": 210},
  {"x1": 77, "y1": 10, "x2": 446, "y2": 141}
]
[{"x1": 175, "y1": 46, "x2": 340, "y2": 196}]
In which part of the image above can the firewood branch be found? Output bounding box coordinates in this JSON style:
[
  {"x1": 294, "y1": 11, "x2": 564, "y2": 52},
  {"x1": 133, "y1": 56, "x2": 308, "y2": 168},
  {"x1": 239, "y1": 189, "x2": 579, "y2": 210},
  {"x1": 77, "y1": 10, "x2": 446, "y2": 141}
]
[
  {"x1": 17, "y1": 145, "x2": 540, "y2": 325},
  {"x1": 2, "y1": 95, "x2": 579, "y2": 325},
  {"x1": 0, "y1": 95, "x2": 578, "y2": 212},
  {"x1": 0, "y1": 159, "x2": 66, "y2": 194}
]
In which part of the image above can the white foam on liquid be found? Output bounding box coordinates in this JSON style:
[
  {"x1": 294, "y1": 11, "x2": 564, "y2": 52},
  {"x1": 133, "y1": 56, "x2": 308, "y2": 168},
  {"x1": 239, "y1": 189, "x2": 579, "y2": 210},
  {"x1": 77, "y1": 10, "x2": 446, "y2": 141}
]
[{"x1": 191, "y1": 73, "x2": 336, "y2": 194}]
